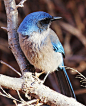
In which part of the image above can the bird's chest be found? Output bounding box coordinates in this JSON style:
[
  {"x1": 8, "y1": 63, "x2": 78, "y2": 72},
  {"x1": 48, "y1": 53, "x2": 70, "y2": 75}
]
[
  {"x1": 19, "y1": 34, "x2": 62, "y2": 72},
  {"x1": 24, "y1": 36, "x2": 53, "y2": 64}
]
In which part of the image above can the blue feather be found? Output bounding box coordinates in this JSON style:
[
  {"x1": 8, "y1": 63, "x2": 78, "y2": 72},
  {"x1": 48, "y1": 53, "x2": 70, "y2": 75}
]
[{"x1": 52, "y1": 41, "x2": 65, "y2": 57}]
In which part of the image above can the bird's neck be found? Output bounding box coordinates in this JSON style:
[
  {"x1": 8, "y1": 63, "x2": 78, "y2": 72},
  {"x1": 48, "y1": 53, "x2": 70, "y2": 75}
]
[{"x1": 29, "y1": 28, "x2": 50, "y2": 46}]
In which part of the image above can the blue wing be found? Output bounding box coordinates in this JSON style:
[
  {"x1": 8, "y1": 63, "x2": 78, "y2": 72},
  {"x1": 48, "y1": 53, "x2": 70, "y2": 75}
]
[
  {"x1": 49, "y1": 29, "x2": 76, "y2": 98},
  {"x1": 52, "y1": 41, "x2": 65, "y2": 58},
  {"x1": 49, "y1": 29, "x2": 65, "y2": 57}
]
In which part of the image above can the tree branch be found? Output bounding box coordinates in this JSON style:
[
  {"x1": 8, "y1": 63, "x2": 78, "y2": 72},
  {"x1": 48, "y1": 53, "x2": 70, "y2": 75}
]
[
  {"x1": 0, "y1": 60, "x2": 21, "y2": 76},
  {"x1": 16, "y1": 0, "x2": 27, "y2": 8},
  {"x1": 0, "y1": 73, "x2": 84, "y2": 106},
  {"x1": 3, "y1": 0, "x2": 31, "y2": 73}
]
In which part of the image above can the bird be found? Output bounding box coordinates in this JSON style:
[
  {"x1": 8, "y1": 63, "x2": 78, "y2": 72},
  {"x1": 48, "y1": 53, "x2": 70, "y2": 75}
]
[{"x1": 17, "y1": 11, "x2": 76, "y2": 98}]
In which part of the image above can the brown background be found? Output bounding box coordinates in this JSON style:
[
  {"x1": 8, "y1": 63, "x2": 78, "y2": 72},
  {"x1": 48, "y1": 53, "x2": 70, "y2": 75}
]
[{"x1": 0, "y1": 0, "x2": 86, "y2": 105}]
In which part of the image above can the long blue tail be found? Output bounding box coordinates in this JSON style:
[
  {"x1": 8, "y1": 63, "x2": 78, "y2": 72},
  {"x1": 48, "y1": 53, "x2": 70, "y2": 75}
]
[{"x1": 55, "y1": 65, "x2": 76, "y2": 99}]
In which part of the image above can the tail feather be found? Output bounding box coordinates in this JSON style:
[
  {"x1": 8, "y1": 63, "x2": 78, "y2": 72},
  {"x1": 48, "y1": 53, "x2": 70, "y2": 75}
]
[{"x1": 55, "y1": 66, "x2": 76, "y2": 99}]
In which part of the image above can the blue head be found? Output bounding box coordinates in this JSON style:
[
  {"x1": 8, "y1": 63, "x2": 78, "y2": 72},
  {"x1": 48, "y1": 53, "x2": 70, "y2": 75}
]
[{"x1": 17, "y1": 11, "x2": 61, "y2": 35}]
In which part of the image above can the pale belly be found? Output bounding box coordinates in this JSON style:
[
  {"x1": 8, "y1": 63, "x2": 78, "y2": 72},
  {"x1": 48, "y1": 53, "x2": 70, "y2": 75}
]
[
  {"x1": 33, "y1": 50, "x2": 63, "y2": 73},
  {"x1": 25, "y1": 43, "x2": 63, "y2": 73},
  {"x1": 19, "y1": 34, "x2": 63, "y2": 73}
]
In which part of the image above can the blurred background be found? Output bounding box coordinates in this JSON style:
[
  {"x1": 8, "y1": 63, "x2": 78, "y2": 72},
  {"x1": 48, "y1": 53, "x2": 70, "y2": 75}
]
[{"x1": 0, "y1": 0, "x2": 86, "y2": 105}]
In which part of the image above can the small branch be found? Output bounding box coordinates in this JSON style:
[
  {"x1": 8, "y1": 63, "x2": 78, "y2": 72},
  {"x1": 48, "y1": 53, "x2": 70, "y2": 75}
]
[
  {"x1": 75, "y1": 88, "x2": 86, "y2": 95},
  {"x1": 16, "y1": 0, "x2": 27, "y2": 8},
  {"x1": 0, "y1": 86, "x2": 21, "y2": 102},
  {"x1": 61, "y1": 66, "x2": 86, "y2": 88},
  {"x1": 62, "y1": 66, "x2": 86, "y2": 87},
  {"x1": 1, "y1": 27, "x2": 8, "y2": 31},
  {"x1": 0, "y1": 60, "x2": 21, "y2": 76},
  {"x1": 17, "y1": 90, "x2": 24, "y2": 102},
  {"x1": 17, "y1": 99, "x2": 43, "y2": 106},
  {"x1": 0, "y1": 73, "x2": 84, "y2": 106},
  {"x1": 64, "y1": 66, "x2": 86, "y2": 79}
]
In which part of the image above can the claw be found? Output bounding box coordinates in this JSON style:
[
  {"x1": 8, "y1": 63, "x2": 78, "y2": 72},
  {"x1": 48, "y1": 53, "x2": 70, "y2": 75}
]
[
  {"x1": 35, "y1": 71, "x2": 45, "y2": 78},
  {"x1": 33, "y1": 71, "x2": 50, "y2": 84}
]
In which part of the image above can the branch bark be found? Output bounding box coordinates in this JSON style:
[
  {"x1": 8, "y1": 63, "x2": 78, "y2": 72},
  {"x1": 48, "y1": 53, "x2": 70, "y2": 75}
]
[
  {"x1": 0, "y1": 73, "x2": 84, "y2": 106},
  {"x1": 4, "y1": 0, "x2": 30, "y2": 73}
]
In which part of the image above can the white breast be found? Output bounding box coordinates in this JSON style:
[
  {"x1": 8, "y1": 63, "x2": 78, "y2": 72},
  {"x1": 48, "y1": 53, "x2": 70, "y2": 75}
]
[{"x1": 19, "y1": 28, "x2": 63, "y2": 73}]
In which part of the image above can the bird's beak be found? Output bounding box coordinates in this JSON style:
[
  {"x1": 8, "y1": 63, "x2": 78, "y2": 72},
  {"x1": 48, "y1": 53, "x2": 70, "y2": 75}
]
[{"x1": 51, "y1": 17, "x2": 62, "y2": 21}]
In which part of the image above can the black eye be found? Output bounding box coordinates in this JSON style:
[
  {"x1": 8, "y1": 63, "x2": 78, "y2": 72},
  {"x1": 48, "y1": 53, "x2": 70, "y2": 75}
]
[
  {"x1": 37, "y1": 18, "x2": 51, "y2": 29},
  {"x1": 40, "y1": 18, "x2": 50, "y2": 25}
]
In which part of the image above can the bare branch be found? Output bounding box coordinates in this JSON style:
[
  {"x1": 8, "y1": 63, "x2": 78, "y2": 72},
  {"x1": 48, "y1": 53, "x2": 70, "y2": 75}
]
[
  {"x1": 16, "y1": 90, "x2": 24, "y2": 102},
  {"x1": 75, "y1": 88, "x2": 86, "y2": 95},
  {"x1": 16, "y1": 0, "x2": 27, "y2": 8},
  {"x1": 62, "y1": 66, "x2": 86, "y2": 87},
  {"x1": 0, "y1": 86, "x2": 21, "y2": 102},
  {"x1": 0, "y1": 74, "x2": 23, "y2": 90},
  {"x1": 17, "y1": 99, "x2": 43, "y2": 106},
  {"x1": 1, "y1": 27, "x2": 8, "y2": 31},
  {"x1": 0, "y1": 73, "x2": 84, "y2": 106},
  {"x1": 0, "y1": 60, "x2": 21, "y2": 76}
]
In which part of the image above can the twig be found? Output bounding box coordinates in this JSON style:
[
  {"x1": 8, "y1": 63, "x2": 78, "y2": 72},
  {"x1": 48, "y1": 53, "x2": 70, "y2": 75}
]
[
  {"x1": 0, "y1": 60, "x2": 21, "y2": 76},
  {"x1": 0, "y1": 85, "x2": 21, "y2": 102},
  {"x1": 16, "y1": 0, "x2": 27, "y2": 8},
  {"x1": 25, "y1": 90, "x2": 31, "y2": 100},
  {"x1": 17, "y1": 90, "x2": 24, "y2": 102},
  {"x1": 1, "y1": 27, "x2": 8, "y2": 31},
  {"x1": 13, "y1": 100, "x2": 18, "y2": 106},
  {"x1": 75, "y1": 88, "x2": 86, "y2": 95},
  {"x1": 62, "y1": 66, "x2": 86, "y2": 79},
  {"x1": 61, "y1": 66, "x2": 86, "y2": 87},
  {"x1": 17, "y1": 99, "x2": 43, "y2": 106}
]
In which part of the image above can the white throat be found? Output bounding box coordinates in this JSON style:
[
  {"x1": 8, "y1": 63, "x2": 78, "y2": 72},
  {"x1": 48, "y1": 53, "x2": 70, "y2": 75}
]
[{"x1": 29, "y1": 28, "x2": 50, "y2": 45}]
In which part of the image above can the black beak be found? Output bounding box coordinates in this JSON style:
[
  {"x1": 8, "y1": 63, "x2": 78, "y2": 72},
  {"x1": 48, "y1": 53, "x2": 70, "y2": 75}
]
[{"x1": 51, "y1": 17, "x2": 62, "y2": 21}]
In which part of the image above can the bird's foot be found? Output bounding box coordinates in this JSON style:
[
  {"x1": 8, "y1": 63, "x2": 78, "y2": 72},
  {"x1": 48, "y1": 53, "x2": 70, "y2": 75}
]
[
  {"x1": 32, "y1": 71, "x2": 50, "y2": 84},
  {"x1": 35, "y1": 71, "x2": 45, "y2": 78},
  {"x1": 32, "y1": 75, "x2": 44, "y2": 84},
  {"x1": 35, "y1": 71, "x2": 50, "y2": 84}
]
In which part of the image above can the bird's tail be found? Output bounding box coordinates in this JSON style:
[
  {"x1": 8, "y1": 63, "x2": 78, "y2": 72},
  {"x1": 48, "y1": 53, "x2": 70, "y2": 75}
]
[{"x1": 55, "y1": 65, "x2": 76, "y2": 99}]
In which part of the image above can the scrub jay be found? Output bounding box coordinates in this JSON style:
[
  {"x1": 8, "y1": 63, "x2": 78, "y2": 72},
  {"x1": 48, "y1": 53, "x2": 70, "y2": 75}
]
[{"x1": 17, "y1": 11, "x2": 76, "y2": 98}]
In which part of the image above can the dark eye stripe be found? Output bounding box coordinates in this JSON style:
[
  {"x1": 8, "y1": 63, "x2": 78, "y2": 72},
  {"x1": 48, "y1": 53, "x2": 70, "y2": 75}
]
[{"x1": 40, "y1": 18, "x2": 51, "y2": 25}]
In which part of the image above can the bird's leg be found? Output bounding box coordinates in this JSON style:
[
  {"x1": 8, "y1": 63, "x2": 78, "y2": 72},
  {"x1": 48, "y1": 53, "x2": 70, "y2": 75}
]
[
  {"x1": 35, "y1": 71, "x2": 45, "y2": 78},
  {"x1": 42, "y1": 71, "x2": 50, "y2": 83},
  {"x1": 34, "y1": 71, "x2": 50, "y2": 84},
  {"x1": 32, "y1": 71, "x2": 45, "y2": 83}
]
